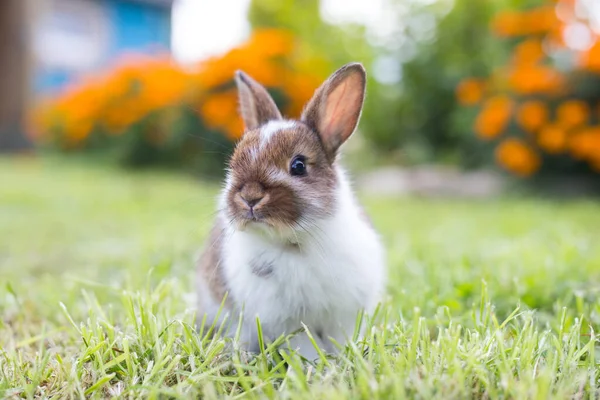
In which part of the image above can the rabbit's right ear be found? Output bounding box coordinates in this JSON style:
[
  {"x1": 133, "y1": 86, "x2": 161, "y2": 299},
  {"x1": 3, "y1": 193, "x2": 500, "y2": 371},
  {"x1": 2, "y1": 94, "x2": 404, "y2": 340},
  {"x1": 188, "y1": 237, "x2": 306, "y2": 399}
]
[
  {"x1": 235, "y1": 70, "x2": 282, "y2": 131},
  {"x1": 301, "y1": 63, "x2": 366, "y2": 161}
]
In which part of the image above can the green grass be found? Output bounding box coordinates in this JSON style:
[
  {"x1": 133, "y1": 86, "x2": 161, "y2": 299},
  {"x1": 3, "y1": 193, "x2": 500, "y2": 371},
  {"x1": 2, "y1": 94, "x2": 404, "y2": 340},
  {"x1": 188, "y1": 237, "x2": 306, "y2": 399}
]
[{"x1": 1, "y1": 157, "x2": 600, "y2": 399}]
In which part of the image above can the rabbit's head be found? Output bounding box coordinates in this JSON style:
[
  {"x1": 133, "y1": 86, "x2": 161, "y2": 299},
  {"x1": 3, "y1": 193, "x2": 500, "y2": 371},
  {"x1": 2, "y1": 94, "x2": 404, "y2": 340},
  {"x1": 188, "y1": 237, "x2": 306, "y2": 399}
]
[{"x1": 223, "y1": 63, "x2": 367, "y2": 238}]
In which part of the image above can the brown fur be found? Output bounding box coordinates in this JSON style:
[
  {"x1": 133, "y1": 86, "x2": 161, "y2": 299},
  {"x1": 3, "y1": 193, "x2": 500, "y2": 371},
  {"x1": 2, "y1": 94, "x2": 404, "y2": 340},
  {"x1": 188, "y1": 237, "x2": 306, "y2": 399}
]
[{"x1": 197, "y1": 219, "x2": 229, "y2": 307}]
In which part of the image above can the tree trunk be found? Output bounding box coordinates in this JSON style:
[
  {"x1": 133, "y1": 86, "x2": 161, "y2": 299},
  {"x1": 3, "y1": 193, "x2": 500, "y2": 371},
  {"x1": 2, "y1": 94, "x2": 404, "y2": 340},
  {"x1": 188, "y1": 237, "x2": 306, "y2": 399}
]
[{"x1": 0, "y1": 0, "x2": 31, "y2": 152}]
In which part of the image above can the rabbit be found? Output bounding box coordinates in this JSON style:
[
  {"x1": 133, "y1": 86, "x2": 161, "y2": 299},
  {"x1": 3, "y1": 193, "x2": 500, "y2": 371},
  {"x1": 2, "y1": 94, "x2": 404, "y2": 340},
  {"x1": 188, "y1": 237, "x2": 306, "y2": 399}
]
[{"x1": 196, "y1": 62, "x2": 386, "y2": 360}]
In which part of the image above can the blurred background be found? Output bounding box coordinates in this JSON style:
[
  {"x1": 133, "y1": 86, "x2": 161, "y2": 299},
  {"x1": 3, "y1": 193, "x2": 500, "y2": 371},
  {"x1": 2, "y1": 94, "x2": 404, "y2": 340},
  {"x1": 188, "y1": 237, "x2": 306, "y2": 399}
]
[{"x1": 2, "y1": 0, "x2": 600, "y2": 193}]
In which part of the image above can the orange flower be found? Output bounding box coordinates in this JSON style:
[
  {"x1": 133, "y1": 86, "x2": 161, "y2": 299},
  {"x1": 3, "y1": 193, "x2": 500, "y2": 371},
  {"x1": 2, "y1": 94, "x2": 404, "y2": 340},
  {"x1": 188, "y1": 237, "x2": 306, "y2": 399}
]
[
  {"x1": 103, "y1": 105, "x2": 145, "y2": 134},
  {"x1": 538, "y1": 124, "x2": 567, "y2": 153},
  {"x1": 199, "y1": 90, "x2": 239, "y2": 130},
  {"x1": 247, "y1": 29, "x2": 294, "y2": 57},
  {"x1": 139, "y1": 59, "x2": 190, "y2": 110},
  {"x1": 508, "y1": 65, "x2": 565, "y2": 95},
  {"x1": 474, "y1": 95, "x2": 514, "y2": 139},
  {"x1": 281, "y1": 73, "x2": 321, "y2": 117},
  {"x1": 568, "y1": 127, "x2": 600, "y2": 160},
  {"x1": 491, "y1": 11, "x2": 523, "y2": 37},
  {"x1": 579, "y1": 41, "x2": 600, "y2": 73},
  {"x1": 194, "y1": 29, "x2": 294, "y2": 90},
  {"x1": 491, "y1": 6, "x2": 557, "y2": 37},
  {"x1": 65, "y1": 120, "x2": 94, "y2": 144},
  {"x1": 527, "y1": 6, "x2": 558, "y2": 34},
  {"x1": 513, "y1": 39, "x2": 545, "y2": 65},
  {"x1": 495, "y1": 138, "x2": 540, "y2": 176},
  {"x1": 456, "y1": 78, "x2": 486, "y2": 106},
  {"x1": 223, "y1": 117, "x2": 245, "y2": 140},
  {"x1": 516, "y1": 101, "x2": 548, "y2": 133},
  {"x1": 556, "y1": 100, "x2": 589, "y2": 128}
]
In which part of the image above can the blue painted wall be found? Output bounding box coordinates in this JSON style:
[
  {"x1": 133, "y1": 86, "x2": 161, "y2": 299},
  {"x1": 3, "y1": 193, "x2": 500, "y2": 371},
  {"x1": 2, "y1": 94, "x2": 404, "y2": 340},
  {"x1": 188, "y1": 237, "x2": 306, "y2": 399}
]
[
  {"x1": 105, "y1": 0, "x2": 171, "y2": 56},
  {"x1": 35, "y1": 0, "x2": 172, "y2": 93},
  {"x1": 34, "y1": 71, "x2": 71, "y2": 93}
]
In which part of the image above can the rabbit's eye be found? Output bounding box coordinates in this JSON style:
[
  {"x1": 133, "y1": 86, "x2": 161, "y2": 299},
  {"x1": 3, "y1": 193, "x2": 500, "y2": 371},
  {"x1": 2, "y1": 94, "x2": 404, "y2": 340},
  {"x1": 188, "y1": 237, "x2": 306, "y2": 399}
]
[{"x1": 290, "y1": 156, "x2": 307, "y2": 177}]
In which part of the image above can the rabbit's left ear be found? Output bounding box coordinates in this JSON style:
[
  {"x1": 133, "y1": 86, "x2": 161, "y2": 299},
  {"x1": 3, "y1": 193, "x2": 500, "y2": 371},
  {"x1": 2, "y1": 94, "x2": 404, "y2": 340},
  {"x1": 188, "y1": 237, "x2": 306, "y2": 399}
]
[
  {"x1": 235, "y1": 70, "x2": 282, "y2": 131},
  {"x1": 301, "y1": 63, "x2": 366, "y2": 160}
]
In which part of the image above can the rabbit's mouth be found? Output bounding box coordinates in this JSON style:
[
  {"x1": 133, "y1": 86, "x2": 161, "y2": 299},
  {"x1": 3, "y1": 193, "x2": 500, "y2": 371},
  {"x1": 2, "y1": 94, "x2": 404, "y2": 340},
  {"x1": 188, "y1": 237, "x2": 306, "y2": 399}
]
[
  {"x1": 236, "y1": 212, "x2": 271, "y2": 229},
  {"x1": 246, "y1": 208, "x2": 261, "y2": 221},
  {"x1": 237, "y1": 217, "x2": 305, "y2": 247}
]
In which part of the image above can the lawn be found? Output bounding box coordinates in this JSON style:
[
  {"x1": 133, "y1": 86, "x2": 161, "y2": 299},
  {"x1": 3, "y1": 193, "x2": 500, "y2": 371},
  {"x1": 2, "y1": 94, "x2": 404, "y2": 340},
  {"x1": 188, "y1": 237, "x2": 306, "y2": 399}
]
[{"x1": 1, "y1": 157, "x2": 600, "y2": 399}]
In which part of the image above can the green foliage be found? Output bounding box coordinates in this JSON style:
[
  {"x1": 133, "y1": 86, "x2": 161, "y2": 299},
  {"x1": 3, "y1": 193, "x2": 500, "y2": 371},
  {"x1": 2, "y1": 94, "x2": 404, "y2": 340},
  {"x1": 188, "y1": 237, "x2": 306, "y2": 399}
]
[
  {"x1": 248, "y1": 0, "x2": 375, "y2": 71},
  {"x1": 2, "y1": 159, "x2": 600, "y2": 397},
  {"x1": 370, "y1": 0, "x2": 510, "y2": 166}
]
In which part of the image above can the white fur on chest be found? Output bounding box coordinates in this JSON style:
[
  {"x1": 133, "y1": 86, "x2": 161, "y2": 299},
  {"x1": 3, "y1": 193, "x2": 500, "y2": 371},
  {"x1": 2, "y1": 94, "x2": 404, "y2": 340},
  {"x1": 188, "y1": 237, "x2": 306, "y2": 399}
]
[{"x1": 221, "y1": 169, "x2": 385, "y2": 341}]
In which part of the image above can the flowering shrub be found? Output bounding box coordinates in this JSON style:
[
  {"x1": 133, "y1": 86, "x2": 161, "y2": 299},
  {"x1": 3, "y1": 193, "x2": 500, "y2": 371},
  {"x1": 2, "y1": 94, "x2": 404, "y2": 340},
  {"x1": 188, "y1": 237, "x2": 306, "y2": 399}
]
[
  {"x1": 456, "y1": 0, "x2": 600, "y2": 177},
  {"x1": 28, "y1": 29, "x2": 322, "y2": 174}
]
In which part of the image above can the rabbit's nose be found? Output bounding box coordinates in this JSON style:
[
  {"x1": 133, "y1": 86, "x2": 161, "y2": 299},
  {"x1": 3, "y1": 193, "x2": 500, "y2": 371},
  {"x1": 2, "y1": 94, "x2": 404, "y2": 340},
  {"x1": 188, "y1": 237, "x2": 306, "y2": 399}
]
[
  {"x1": 241, "y1": 195, "x2": 263, "y2": 208},
  {"x1": 240, "y1": 182, "x2": 265, "y2": 208}
]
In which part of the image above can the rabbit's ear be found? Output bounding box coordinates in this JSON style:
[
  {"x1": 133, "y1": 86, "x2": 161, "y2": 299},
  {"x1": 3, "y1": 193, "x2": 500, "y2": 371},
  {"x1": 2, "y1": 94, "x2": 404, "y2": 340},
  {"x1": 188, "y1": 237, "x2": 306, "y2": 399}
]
[
  {"x1": 301, "y1": 63, "x2": 366, "y2": 160},
  {"x1": 235, "y1": 70, "x2": 282, "y2": 131}
]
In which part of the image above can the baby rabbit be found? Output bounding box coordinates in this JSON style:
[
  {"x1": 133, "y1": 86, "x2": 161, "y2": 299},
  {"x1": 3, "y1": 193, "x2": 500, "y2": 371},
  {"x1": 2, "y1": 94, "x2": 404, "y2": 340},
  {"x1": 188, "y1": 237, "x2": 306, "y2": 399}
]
[{"x1": 197, "y1": 63, "x2": 385, "y2": 360}]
